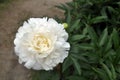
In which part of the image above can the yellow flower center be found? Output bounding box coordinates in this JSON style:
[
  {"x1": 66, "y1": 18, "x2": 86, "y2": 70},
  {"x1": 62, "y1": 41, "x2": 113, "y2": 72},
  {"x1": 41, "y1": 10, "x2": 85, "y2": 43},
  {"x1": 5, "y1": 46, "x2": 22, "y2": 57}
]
[{"x1": 32, "y1": 34, "x2": 52, "y2": 53}]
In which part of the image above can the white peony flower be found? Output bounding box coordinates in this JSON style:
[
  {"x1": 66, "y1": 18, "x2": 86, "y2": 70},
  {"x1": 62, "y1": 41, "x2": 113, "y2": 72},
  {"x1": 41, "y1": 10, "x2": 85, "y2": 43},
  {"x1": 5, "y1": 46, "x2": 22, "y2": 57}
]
[{"x1": 14, "y1": 17, "x2": 70, "y2": 70}]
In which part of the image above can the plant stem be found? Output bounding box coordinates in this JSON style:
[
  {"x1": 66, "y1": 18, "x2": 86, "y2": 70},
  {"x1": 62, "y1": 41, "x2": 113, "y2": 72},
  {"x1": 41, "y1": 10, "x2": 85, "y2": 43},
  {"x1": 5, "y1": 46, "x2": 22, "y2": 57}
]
[{"x1": 60, "y1": 64, "x2": 63, "y2": 80}]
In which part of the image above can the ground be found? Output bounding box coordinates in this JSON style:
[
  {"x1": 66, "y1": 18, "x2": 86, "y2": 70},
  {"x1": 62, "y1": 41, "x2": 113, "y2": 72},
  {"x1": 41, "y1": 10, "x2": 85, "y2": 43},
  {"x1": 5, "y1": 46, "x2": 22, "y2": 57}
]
[{"x1": 0, "y1": 0, "x2": 71, "y2": 80}]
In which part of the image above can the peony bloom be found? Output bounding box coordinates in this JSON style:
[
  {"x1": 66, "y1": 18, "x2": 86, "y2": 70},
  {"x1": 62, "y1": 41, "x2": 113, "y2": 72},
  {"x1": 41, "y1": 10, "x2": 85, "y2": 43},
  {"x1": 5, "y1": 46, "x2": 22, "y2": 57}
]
[{"x1": 14, "y1": 17, "x2": 70, "y2": 70}]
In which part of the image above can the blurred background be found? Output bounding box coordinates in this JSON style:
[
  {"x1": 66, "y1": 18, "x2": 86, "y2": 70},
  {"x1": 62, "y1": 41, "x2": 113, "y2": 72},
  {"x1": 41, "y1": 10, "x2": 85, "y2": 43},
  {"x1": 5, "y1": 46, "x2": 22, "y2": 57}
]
[{"x1": 0, "y1": 0, "x2": 71, "y2": 80}]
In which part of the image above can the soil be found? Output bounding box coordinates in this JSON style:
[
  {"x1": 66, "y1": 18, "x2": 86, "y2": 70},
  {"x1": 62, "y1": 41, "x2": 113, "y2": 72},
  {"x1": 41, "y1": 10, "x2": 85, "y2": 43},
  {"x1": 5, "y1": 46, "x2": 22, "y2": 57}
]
[{"x1": 0, "y1": 0, "x2": 71, "y2": 80}]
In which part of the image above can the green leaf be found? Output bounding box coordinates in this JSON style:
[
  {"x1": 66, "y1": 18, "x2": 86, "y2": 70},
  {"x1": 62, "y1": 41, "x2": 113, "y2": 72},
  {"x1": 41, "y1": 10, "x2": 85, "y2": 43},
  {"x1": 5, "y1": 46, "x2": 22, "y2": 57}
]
[
  {"x1": 87, "y1": 25, "x2": 98, "y2": 44},
  {"x1": 66, "y1": 10, "x2": 71, "y2": 24},
  {"x1": 114, "y1": 47, "x2": 120, "y2": 64},
  {"x1": 32, "y1": 70, "x2": 56, "y2": 80},
  {"x1": 107, "y1": 6, "x2": 116, "y2": 13},
  {"x1": 101, "y1": 7, "x2": 107, "y2": 17},
  {"x1": 83, "y1": 26, "x2": 88, "y2": 35},
  {"x1": 51, "y1": 72, "x2": 60, "y2": 80},
  {"x1": 103, "y1": 49, "x2": 115, "y2": 60},
  {"x1": 112, "y1": 28, "x2": 119, "y2": 49},
  {"x1": 99, "y1": 28, "x2": 108, "y2": 46},
  {"x1": 101, "y1": 63, "x2": 113, "y2": 80},
  {"x1": 62, "y1": 57, "x2": 73, "y2": 72},
  {"x1": 66, "y1": 76, "x2": 86, "y2": 80},
  {"x1": 111, "y1": 64, "x2": 116, "y2": 80},
  {"x1": 104, "y1": 35, "x2": 112, "y2": 52},
  {"x1": 70, "y1": 44, "x2": 81, "y2": 54},
  {"x1": 70, "y1": 19, "x2": 80, "y2": 32},
  {"x1": 55, "y1": 0, "x2": 120, "y2": 79},
  {"x1": 71, "y1": 53, "x2": 88, "y2": 62},
  {"x1": 90, "y1": 16, "x2": 107, "y2": 24},
  {"x1": 116, "y1": 1, "x2": 120, "y2": 5},
  {"x1": 71, "y1": 57, "x2": 81, "y2": 75},
  {"x1": 79, "y1": 43, "x2": 93, "y2": 50},
  {"x1": 55, "y1": 4, "x2": 67, "y2": 11},
  {"x1": 71, "y1": 35, "x2": 85, "y2": 41},
  {"x1": 66, "y1": 2, "x2": 74, "y2": 8},
  {"x1": 92, "y1": 67, "x2": 109, "y2": 80}
]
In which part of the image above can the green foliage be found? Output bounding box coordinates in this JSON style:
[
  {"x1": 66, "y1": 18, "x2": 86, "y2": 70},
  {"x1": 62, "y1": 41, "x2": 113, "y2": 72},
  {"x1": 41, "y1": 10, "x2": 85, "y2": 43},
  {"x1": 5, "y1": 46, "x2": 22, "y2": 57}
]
[
  {"x1": 0, "y1": 0, "x2": 12, "y2": 10},
  {"x1": 56, "y1": 0, "x2": 120, "y2": 32},
  {"x1": 0, "y1": 0, "x2": 10, "y2": 3},
  {"x1": 32, "y1": 0, "x2": 120, "y2": 80},
  {"x1": 32, "y1": 70, "x2": 60, "y2": 80},
  {"x1": 55, "y1": 0, "x2": 120, "y2": 80}
]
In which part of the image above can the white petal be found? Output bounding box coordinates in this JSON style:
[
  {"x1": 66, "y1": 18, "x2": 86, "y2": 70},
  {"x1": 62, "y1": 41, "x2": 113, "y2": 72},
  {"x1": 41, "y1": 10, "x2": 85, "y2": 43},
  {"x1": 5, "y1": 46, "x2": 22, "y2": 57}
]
[
  {"x1": 63, "y1": 42, "x2": 70, "y2": 50},
  {"x1": 24, "y1": 59, "x2": 35, "y2": 69}
]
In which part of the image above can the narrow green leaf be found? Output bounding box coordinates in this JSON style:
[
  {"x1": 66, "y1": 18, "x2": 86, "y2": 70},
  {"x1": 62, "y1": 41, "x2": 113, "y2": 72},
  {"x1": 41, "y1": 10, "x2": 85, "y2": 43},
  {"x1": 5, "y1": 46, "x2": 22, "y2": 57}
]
[
  {"x1": 116, "y1": 1, "x2": 120, "y2": 5},
  {"x1": 70, "y1": 19, "x2": 80, "y2": 32},
  {"x1": 71, "y1": 53, "x2": 88, "y2": 62},
  {"x1": 99, "y1": 28, "x2": 108, "y2": 46},
  {"x1": 111, "y1": 64, "x2": 116, "y2": 80},
  {"x1": 114, "y1": 47, "x2": 120, "y2": 64},
  {"x1": 101, "y1": 63, "x2": 113, "y2": 80},
  {"x1": 66, "y1": 76, "x2": 86, "y2": 80},
  {"x1": 92, "y1": 67, "x2": 109, "y2": 80},
  {"x1": 66, "y1": 10, "x2": 71, "y2": 24},
  {"x1": 70, "y1": 44, "x2": 81, "y2": 54},
  {"x1": 71, "y1": 35, "x2": 85, "y2": 41},
  {"x1": 83, "y1": 26, "x2": 88, "y2": 35},
  {"x1": 62, "y1": 57, "x2": 72, "y2": 72},
  {"x1": 107, "y1": 6, "x2": 116, "y2": 13},
  {"x1": 104, "y1": 49, "x2": 115, "y2": 59},
  {"x1": 79, "y1": 43, "x2": 93, "y2": 50},
  {"x1": 55, "y1": 4, "x2": 67, "y2": 11},
  {"x1": 105, "y1": 35, "x2": 112, "y2": 52},
  {"x1": 101, "y1": 7, "x2": 107, "y2": 17},
  {"x1": 71, "y1": 57, "x2": 81, "y2": 75},
  {"x1": 32, "y1": 70, "x2": 53, "y2": 80},
  {"x1": 87, "y1": 25, "x2": 98, "y2": 44},
  {"x1": 90, "y1": 16, "x2": 107, "y2": 24},
  {"x1": 112, "y1": 28, "x2": 119, "y2": 49},
  {"x1": 66, "y1": 2, "x2": 74, "y2": 8}
]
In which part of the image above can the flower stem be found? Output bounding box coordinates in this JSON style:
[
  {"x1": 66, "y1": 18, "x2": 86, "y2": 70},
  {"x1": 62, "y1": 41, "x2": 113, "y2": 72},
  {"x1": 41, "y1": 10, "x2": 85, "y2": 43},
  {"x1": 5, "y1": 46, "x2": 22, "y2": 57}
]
[{"x1": 60, "y1": 64, "x2": 63, "y2": 80}]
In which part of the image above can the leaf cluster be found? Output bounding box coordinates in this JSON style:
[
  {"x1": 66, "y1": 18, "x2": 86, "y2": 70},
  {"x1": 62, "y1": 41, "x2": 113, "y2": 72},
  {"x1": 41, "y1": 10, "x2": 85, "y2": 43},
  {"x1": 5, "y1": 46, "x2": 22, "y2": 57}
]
[
  {"x1": 56, "y1": 0, "x2": 120, "y2": 80},
  {"x1": 57, "y1": 0, "x2": 120, "y2": 32},
  {"x1": 32, "y1": 0, "x2": 120, "y2": 80}
]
